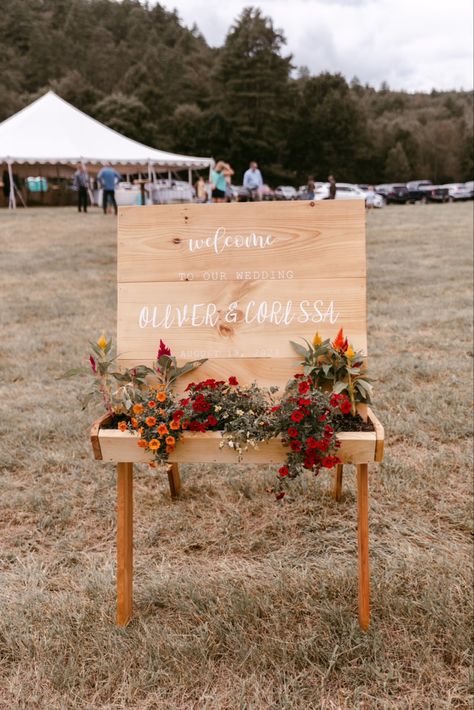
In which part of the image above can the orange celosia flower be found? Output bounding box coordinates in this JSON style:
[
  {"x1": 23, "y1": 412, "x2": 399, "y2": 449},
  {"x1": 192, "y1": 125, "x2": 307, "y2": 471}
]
[
  {"x1": 131, "y1": 417, "x2": 138, "y2": 429},
  {"x1": 97, "y1": 333, "x2": 107, "y2": 351},
  {"x1": 148, "y1": 439, "x2": 161, "y2": 451},
  {"x1": 332, "y1": 328, "x2": 348, "y2": 353},
  {"x1": 133, "y1": 403, "x2": 144, "y2": 415},
  {"x1": 346, "y1": 345, "x2": 355, "y2": 359},
  {"x1": 166, "y1": 445, "x2": 175, "y2": 454},
  {"x1": 157, "y1": 423, "x2": 169, "y2": 436},
  {"x1": 147, "y1": 400, "x2": 156, "y2": 409},
  {"x1": 137, "y1": 439, "x2": 147, "y2": 448},
  {"x1": 146, "y1": 416, "x2": 157, "y2": 427},
  {"x1": 165, "y1": 435, "x2": 175, "y2": 446},
  {"x1": 170, "y1": 420, "x2": 180, "y2": 430},
  {"x1": 118, "y1": 421, "x2": 128, "y2": 432},
  {"x1": 157, "y1": 392, "x2": 167, "y2": 403}
]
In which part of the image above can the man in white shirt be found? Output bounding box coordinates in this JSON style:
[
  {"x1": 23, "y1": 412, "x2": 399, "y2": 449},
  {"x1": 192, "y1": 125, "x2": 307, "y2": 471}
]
[{"x1": 243, "y1": 161, "x2": 263, "y2": 201}]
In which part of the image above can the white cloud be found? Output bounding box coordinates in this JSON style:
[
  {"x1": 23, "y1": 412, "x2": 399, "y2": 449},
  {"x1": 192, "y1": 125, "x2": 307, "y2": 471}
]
[{"x1": 160, "y1": 0, "x2": 473, "y2": 91}]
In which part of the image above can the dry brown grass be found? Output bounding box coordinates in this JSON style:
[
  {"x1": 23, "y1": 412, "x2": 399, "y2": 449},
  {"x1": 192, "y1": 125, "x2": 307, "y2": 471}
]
[{"x1": 0, "y1": 203, "x2": 472, "y2": 709}]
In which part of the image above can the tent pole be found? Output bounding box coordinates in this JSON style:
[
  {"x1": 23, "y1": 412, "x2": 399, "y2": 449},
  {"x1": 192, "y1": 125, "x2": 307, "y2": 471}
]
[
  {"x1": 7, "y1": 161, "x2": 16, "y2": 210},
  {"x1": 188, "y1": 168, "x2": 192, "y2": 186},
  {"x1": 167, "y1": 170, "x2": 171, "y2": 183}
]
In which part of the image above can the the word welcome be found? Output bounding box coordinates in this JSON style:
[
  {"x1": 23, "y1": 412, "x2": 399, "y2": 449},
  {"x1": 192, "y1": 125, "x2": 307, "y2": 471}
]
[{"x1": 187, "y1": 227, "x2": 275, "y2": 255}]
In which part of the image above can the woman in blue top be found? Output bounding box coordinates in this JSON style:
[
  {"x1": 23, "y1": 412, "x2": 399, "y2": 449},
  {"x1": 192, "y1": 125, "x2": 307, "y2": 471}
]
[{"x1": 211, "y1": 161, "x2": 234, "y2": 203}]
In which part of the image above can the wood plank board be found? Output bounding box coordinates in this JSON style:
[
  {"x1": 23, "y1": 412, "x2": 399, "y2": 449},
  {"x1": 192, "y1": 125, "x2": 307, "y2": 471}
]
[
  {"x1": 117, "y1": 201, "x2": 366, "y2": 283},
  {"x1": 97, "y1": 429, "x2": 377, "y2": 465},
  {"x1": 117, "y1": 278, "x2": 367, "y2": 363}
]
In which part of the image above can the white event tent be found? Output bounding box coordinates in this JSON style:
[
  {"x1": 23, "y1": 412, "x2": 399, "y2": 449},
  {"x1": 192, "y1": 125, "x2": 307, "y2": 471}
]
[{"x1": 0, "y1": 91, "x2": 213, "y2": 207}]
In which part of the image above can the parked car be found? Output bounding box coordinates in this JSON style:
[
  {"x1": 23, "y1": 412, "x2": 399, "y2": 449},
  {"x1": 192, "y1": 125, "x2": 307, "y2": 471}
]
[
  {"x1": 274, "y1": 185, "x2": 297, "y2": 200},
  {"x1": 375, "y1": 183, "x2": 410, "y2": 204},
  {"x1": 465, "y1": 181, "x2": 474, "y2": 198},
  {"x1": 443, "y1": 183, "x2": 472, "y2": 201},
  {"x1": 314, "y1": 182, "x2": 384, "y2": 207},
  {"x1": 423, "y1": 185, "x2": 450, "y2": 202},
  {"x1": 406, "y1": 180, "x2": 433, "y2": 202}
]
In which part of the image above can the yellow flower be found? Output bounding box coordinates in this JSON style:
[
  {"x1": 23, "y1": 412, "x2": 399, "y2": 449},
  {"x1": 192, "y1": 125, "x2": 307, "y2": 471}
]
[
  {"x1": 346, "y1": 345, "x2": 355, "y2": 359},
  {"x1": 97, "y1": 333, "x2": 107, "y2": 351},
  {"x1": 312, "y1": 331, "x2": 322, "y2": 347}
]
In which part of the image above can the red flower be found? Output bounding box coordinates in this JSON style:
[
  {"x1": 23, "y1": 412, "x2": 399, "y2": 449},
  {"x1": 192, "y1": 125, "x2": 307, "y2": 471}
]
[
  {"x1": 340, "y1": 399, "x2": 352, "y2": 414},
  {"x1": 291, "y1": 441, "x2": 302, "y2": 452},
  {"x1": 278, "y1": 465, "x2": 289, "y2": 477},
  {"x1": 270, "y1": 405, "x2": 281, "y2": 412},
  {"x1": 306, "y1": 437, "x2": 318, "y2": 449},
  {"x1": 330, "y1": 393, "x2": 341, "y2": 408},
  {"x1": 89, "y1": 355, "x2": 97, "y2": 374},
  {"x1": 207, "y1": 414, "x2": 218, "y2": 426},
  {"x1": 298, "y1": 398, "x2": 311, "y2": 407},
  {"x1": 275, "y1": 491, "x2": 286, "y2": 500},
  {"x1": 298, "y1": 381, "x2": 310, "y2": 394},
  {"x1": 319, "y1": 413, "x2": 327, "y2": 422},
  {"x1": 157, "y1": 339, "x2": 171, "y2": 359},
  {"x1": 332, "y1": 328, "x2": 348, "y2": 353},
  {"x1": 290, "y1": 410, "x2": 304, "y2": 423},
  {"x1": 322, "y1": 456, "x2": 340, "y2": 468},
  {"x1": 287, "y1": 427, "x2": 299, "y2": 438},
  {"x1": 293, "y1": 373, "x2": 304, "y2": 379},
  {"x1": 228, "y1": 376, "x2": 239, "y2": 386}
]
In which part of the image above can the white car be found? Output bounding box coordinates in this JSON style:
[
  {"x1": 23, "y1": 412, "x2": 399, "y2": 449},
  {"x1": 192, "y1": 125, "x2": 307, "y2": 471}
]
[
  {"x1": 443, "y1": 183, "x2": 472, "y2": 201},
  {"x1": 314, "y1": 182, "x2": 384, "y2": 207}
]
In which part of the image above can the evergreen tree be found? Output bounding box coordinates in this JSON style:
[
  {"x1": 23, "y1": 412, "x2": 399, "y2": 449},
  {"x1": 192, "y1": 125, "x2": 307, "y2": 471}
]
[{"x1": 384, "y1": 142, "x2": 411, "y2": 181}]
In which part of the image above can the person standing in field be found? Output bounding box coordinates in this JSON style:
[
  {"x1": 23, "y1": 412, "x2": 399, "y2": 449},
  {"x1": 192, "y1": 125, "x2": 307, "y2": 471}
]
[
  {"x1": 365, "y1": 185, "x2": 376, "y2": 210},
  {"x1": 328, "y1": 174, "x2": 337, "y2": 199},
  {"x1": 243, "y1": 161, "x2": 263, "y2": 201},
  {"x1": 73, "y1": 163, "x2": 89, "y2": 213},
  {"x1": 211, "y1": 161, "x2": 233, "y2": 203},
  {"x1": 195, "y1": 175, "x2": 208, "y2": 203},
  {"x1": 97, "y1": 163, "x2": 121, "y2": 214}
]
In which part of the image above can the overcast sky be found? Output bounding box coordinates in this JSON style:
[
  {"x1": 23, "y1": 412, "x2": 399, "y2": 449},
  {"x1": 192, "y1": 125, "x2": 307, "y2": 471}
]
[{"x1": 159, "y1": 0, "x2": 473, "y2": 92}]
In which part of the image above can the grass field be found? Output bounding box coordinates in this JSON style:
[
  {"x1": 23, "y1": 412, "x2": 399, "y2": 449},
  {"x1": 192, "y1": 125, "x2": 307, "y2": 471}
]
[{"x1": 0, "y1": 203, "x2": 472, "y2": 709}]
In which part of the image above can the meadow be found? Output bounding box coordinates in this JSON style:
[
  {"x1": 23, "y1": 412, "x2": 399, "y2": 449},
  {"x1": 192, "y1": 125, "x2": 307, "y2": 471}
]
[{"x1": 0, "y1": 202, "x2": 472, "y2": 709}]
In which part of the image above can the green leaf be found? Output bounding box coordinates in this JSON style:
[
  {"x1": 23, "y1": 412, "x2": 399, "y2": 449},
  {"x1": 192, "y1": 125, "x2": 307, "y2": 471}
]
[
  {"x1": 58, "y1": 367, "x2": 88, "y2": 379},
  {"x1": 333, "y1": 381, "x2": 348, "y2": 394},
  {"x1": 289, "y1": 340, "x2": 308, "y2": 358}
]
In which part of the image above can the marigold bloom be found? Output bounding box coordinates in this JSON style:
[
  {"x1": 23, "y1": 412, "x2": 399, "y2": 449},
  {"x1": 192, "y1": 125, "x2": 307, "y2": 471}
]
[
  {"x1": 118, "y1": 421, "x2": 128, "y2": 432},
  {"x1": 147, "y1": 400, "x2": 156, "y2": 409},
  {"x1": 170, "y1": 420, "x2": 180, "y2": 430},
  {"x1": 165, "y1": 435, "x2": 175, "y2": 446},
  {"x1": 157, "y1": 424, "x2": 168, "y2": 436},
  {"x1": 157, "y1": 392, "x2": 167, "y2": 403},
  {"x1": 131, "y1": 417, "x2": 138, "y2": 428},
  {"x1": 97, "y1": 333, "x2": 107, "y2": 351},
  {"x1": 148, "y1": 439, "x2": 161, "y2": 451},
  {"x1": 137, "y1": 439, "x2": 147, "y2": 448},
  {"x1": 132, "y1": 403, "x2": 144, "y2": 415},
  {"x1": 312, "y1": 331, "x2": 322, "y2": 347},
  {"x1": 166, "y1": 445, "x2": 175, "y2": 454},
  {"x1": 146, "y1": 416, "x2": 157, "y2": 427}
]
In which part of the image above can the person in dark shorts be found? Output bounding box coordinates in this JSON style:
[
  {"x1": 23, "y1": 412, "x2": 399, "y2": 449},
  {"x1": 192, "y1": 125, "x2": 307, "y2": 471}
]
[
  {"x1": 211, "y1": 161, "x2": 233, "y2": 203},
  {"x1": 73, "y1": 163, "x2": 89, "y2": 212}
]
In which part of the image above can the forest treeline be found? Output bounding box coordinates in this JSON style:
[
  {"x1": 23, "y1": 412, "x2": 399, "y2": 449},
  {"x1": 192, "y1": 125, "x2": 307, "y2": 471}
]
[{"x1": 1, "y1": 0, "x2": 472, "y2": 185}]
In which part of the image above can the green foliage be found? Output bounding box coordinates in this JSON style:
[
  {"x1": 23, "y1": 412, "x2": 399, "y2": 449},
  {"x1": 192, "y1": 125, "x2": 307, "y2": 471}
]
[{"x1": 0, "y1": 0, "x2": 472, "y2": 182}]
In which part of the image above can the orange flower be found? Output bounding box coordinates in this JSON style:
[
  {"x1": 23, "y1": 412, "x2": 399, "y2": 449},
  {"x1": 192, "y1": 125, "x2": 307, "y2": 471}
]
[
  {"x1": 147, "y1": 400, "x2": 156, "y2": 409},
  {"x1": 148, "y1": 439, "x2": 161, "y2": 451},
  {"x1": 170, "y1": 420, "x2": 180, "y2": 430},
  {"x1": 165, "y1": 435, "x2": 175, "y2": 446},
  {"x1": 146, "y1": 416, "x2": 157, "y2": 427},
  {"x1": 133, "y1": 403, "x2": 144, "y2": 415},
  {"x1": 157, "y1": 424, "x2": 169, "y2": 436},
  {"x1": 166, "y1": 445, "x2": 175, "y2": 454},
  {"x1": 157, "y1": 392, "x2": 167, "y2": 403},
  {"x1": 148, "y1": 462, "x2": 156, "y2": 468},
  {"x1": 137, "y1": 439, "x2": 147, "y2": 448},
  {"x1": 118, "y1": 421, "x2": 128, "y2": 432},
  {"x1": 131, "y1": 417, "x2": 138, "y2": 429}
]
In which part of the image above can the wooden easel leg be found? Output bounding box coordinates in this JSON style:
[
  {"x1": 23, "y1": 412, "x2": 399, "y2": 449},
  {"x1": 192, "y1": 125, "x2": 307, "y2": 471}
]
[
  {"x1": 167, "y1": 463, "x2": 181, "y2": 499},
  {"x1": 357, "y1": 463, "x2": 370, "y2": 631},
  {"x1": 117, "y1": 462, "x2": 133, "y2": 626},
  {"x1": 334, "y1": 464, "x2": 343, "y2": 501}
]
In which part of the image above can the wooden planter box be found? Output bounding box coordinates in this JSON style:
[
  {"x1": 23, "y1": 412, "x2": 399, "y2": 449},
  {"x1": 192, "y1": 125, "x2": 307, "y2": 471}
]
[{"x1": 91, "y1": 407, "x2": 384, "y2": 466}]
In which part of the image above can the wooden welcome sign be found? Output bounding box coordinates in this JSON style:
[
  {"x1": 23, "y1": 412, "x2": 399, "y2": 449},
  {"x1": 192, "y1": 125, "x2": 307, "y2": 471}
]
[{"x1": 91, "y1": 201, "x2": 384, "y2": 629}]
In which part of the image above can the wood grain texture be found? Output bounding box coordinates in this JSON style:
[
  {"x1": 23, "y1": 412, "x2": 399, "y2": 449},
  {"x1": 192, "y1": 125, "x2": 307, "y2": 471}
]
[
  {"x1": 118, "y1": 201, "x2": 366, "y2": 283},
  {"x1": 116, "y1": 462, "x2": 133, "y2": 626},
  {"x1": 367, "y1": 407, "x2": 385, "y2": 462},
  {"x1": 167, "y1": 463, "x2": 181, "y2": 499},
  {"x1": 334, "y1": 464, "x2": 343, "y2": 501},
  {"x1": 357, "y1": 463, "x2": 370, "y2": 630},
  {"x1": 117, "y1": 278, "x2": 367, "y2": 363},
  {"x1": 98, "y1": 429, "x2": 376, "y2": 464}
]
